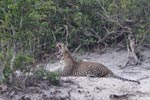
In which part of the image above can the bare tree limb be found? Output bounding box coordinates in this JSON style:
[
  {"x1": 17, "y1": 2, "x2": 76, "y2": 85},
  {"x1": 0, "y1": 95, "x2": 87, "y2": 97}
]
[
  {"x1": 10, "y1": 25, "x2": 16, "y2": 70},
  {"x1": 124, "y1": 34, "x2": 141, "y2": 67},
  {"x1": 98, "y1": 1, "x2": 132, "y2": 34},
  {"x1": 89, "y1": 28, "x2": 102, "y2": 43},
  {"x1": 52, "y1": 31, "x2": 56, "y2": 42},
  {"x1": 72, "y1": 44, "x2": 81, "y2": 57},
  {"x1": 64, "y1": 24, "x2": 69, "y2": 46}
]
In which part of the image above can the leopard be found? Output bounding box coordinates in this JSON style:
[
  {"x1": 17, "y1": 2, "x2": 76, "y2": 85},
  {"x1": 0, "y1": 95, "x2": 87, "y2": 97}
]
[{"x1": 56, "y1": 42, "x2": 140, "y2": 84}]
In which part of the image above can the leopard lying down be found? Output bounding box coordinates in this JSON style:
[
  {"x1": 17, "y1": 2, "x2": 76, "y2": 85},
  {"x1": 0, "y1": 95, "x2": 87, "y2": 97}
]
[{"x1": 56, "y1": 43, "x2": 140, "y2": 84}]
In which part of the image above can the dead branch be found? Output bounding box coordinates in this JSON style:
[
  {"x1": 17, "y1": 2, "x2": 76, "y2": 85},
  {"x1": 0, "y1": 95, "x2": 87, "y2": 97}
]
[
  {"x1": 97, "y1": 1, "x2": 133, "y2": 48},
  {"x1": 101, "y1": 25, "x2": 115, "y2": 42},
  {"x1": 52, "y1": 31, "x2": 56, "y2": 42},
  {"x1": 90, "y1": 28, "x2": 102, "y2": 43},
  {"x1": 72, "y1": 44, "x2": 81, "y2": 57},
  {"x1": 129, "y1": 35, "x2": 139, "y2": 62},
  {"x1": 98, "y1": 4, "x2": 130, "y2": 31},
  {"x1": 19, "y1": 12, "x2": 23, "y2": 29},
  {"x1": 10, "y1": 25, "x2": 16, "y2": 70},
  {"x1": 124, "y1": 34, "x2": 141, "y2": 67},
  {"x1": 10, "y1": 46, "x2": 16, "y2": 70},
  {"x1": 64, "y1": 24, "x2": 69, "y2": 46}
]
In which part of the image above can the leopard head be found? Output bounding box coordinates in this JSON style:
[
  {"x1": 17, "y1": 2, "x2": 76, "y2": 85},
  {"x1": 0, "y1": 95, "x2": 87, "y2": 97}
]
[{"x1": 56, "y1": 43, "x2": 69, "y2": 58}]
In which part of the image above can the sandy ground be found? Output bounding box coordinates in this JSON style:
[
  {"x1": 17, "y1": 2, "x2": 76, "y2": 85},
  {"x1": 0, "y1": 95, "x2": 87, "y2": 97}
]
[{"x1": 1, "y1": 48, "x2": 150, "y2": 100}]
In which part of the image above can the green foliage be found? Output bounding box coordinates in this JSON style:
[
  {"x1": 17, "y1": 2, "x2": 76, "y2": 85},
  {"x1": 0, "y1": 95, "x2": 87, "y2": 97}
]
[
  {"x1": 2, "y1": 66, "x2": 12, "y2": 83},
  {"x1": 14, "y1": 54, "x2": 35, "y2": 71},
  {"x1": 0, "y1": 0, "x2": 149, "y2": 53},
  {"x1": 34, "y1": 67, "x2": 60, "y2": 85},
  {"x1": 0, "y1": 53, "x2": 4, "y2": 61}
]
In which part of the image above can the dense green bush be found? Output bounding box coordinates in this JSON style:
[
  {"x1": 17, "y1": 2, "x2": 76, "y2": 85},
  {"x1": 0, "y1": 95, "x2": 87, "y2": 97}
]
[
  {"x1": 14, "y1": 54, "x2": 35, "y2": 71},
  {"x1": 0, "y1": 0, "x2": 149, "y2": 56}
]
